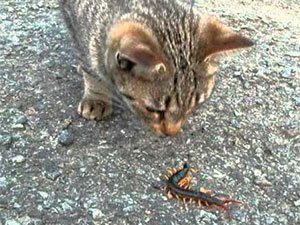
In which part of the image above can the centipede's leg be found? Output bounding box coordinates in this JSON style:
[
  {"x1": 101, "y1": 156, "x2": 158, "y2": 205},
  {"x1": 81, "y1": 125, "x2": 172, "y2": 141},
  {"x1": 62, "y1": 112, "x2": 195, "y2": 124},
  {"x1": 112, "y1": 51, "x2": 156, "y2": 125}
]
[
  {"x1": 167, "y1": 168, "x2": 174, "y2": 176},
  {"x1": 200, "y1": 187, "x2": 215, "y2": 196},
  {"x1": 197, "y1": 199, "x2": 202, "y2": 208},
  {"x1": 167, "y1": 191, "x2": 174, "y2": 199},
  {"x1": 179, "y1": 172, "x2": 193, "y2": 187},
  {"x1": 222, "y1": 198, "x2": 243, "y2": 205},
  {"x1": 178, "y1": 176, "x2": 192, "y2": 189},
  {"x1": 172, "y1": 167, "x2": 179, "y2": 173},
  {"x1": 183, "y1": 198, "x2": 189, "y2": 211}
]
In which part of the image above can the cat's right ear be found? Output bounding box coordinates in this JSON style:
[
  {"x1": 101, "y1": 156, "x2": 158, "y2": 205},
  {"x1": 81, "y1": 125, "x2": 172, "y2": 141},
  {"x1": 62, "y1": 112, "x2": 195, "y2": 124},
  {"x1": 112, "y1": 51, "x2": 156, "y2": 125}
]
[{"x1": 199, "y1": 16, "x2": 254, "y2": 57}]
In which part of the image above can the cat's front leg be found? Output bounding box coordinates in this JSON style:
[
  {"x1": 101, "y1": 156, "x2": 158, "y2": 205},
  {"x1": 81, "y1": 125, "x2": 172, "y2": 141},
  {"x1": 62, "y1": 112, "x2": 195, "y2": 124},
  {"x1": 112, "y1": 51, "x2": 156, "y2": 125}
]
[{"x1": 77, "y1": 65, "x2": 112, "y2": 120}]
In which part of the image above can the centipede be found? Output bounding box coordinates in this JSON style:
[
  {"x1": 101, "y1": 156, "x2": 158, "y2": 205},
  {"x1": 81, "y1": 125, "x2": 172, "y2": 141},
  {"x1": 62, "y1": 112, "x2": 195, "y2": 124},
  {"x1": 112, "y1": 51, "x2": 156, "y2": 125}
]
[{"x1": 162, "y1": 163, "x2": 243, "y2": 220}]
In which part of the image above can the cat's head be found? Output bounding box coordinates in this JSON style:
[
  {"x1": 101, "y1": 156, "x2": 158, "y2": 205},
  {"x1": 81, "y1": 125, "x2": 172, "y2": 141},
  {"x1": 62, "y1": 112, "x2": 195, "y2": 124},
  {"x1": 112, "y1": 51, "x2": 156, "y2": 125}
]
[{"x1": 105, "y1": 16, "x2": 253, "y2": 136}]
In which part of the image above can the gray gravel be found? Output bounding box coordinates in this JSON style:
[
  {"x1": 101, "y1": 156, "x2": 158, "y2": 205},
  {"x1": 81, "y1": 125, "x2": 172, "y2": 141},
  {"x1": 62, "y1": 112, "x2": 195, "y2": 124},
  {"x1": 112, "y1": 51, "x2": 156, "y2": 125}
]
[{"x1": 0, "y1": 0, "x2": 300, "y2": 224}]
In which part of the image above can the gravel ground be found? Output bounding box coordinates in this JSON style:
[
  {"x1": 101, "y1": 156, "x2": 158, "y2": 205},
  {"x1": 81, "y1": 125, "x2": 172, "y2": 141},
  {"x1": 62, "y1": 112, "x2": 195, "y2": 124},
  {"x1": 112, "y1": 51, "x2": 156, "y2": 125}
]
[{"x1": 0, "y1": 0, "x2": 300, "y2": 224}]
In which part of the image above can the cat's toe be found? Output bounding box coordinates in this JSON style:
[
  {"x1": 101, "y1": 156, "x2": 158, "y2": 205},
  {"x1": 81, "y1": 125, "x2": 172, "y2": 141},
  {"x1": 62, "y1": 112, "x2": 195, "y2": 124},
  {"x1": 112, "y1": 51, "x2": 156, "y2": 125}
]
[{"x1": 78, "y1": 99, "x2": 112, "y2": 120}]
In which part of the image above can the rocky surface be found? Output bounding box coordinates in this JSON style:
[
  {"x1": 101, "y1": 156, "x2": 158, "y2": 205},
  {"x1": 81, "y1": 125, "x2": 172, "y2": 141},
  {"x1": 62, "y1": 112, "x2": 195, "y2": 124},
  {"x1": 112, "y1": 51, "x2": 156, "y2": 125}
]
[{"x1": 0, "y1": 0, "x2": 299, "y2": 224}]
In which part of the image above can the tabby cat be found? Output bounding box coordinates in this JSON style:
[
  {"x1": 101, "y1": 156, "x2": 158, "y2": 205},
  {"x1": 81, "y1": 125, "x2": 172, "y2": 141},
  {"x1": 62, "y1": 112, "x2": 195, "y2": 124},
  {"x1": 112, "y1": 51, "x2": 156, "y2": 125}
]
[{"x1": 60, "y1": 0, "x2": 253, "y2": 136}]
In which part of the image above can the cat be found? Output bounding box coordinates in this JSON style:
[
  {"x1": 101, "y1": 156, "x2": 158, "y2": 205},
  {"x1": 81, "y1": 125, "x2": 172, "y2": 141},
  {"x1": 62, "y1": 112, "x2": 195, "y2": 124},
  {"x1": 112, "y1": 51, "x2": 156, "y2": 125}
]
[{"x1": 60, "y1": 0, "x2": 253, "y2": 136}]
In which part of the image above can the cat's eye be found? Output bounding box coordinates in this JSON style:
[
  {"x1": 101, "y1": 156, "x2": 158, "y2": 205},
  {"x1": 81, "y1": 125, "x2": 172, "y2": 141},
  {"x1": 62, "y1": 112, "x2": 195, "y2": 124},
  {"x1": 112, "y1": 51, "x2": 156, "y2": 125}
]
[
  {"x1": 146, "y1": 106, "x2": 165, "y2": 114},
  {"x1": 115, "y1": 52, "x2": 135, "y2": 71},
  {"x1": 145, "y1": 106, "x2": 157, "y2": 113}
]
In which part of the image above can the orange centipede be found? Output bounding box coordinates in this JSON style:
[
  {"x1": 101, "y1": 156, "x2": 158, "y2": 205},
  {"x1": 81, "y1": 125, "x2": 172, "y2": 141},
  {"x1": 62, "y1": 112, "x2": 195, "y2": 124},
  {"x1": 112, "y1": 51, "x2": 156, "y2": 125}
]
[{"x1": 162, "y1": 163, "x2": 243, "y2": 220}]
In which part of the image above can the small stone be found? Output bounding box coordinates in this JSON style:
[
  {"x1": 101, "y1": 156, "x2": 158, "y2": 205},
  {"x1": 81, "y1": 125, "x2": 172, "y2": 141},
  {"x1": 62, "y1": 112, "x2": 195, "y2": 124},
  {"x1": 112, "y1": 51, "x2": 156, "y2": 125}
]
[
  {"x1": 136, "y1": 168, "x2": 145, "y2": 175},
  {"x1": 11, "y1": 124, "x2": 25, "y2": 130},
  {"x1": 278, "y1": 214, "x2": 288, "y2": 224},
  {"x1": 18, "y1": 216, "x2": 32, "y2": 225},
  {"x1": 13, "y1": 202, "x2": 21, "y2": 209},
  {"x1": 58, "y1": 129, "x2": 74, "y2": 146},
  {"x1": 0, "y1": 134, "x2": 12, "y2": 146},
  {"x1": 281, "y1": 67, "x2": 296, "y2": 78},
  {"x1": 233, "y1": 110, "x2": 242, "y2": 117},
  {"x1": 12, "y1": 155, "x2": 26, "y2": 164},
  {"x1": 15, "y1": 115, "x2": 27, "y2": 124},
  {"x1": 294, "y1": 97, "x2": 300, "y2": 107},
  {"x1": 145, "y1": 210, "x2": 151, "y2": 215},
  {"x1": 89, "y1": 208, "x2": 104, "y2": 219},
  {"x1": 233, "y1": 71, "x2": 242, "y2": 77},
  {"x1": 244, "y1": 81, "x2": 251, "y2": 89},
  {"x1": 61, "y1": 201, "x2": 73, "y2": 212},
  {"x1": 253, "y1": 169, "x2": 262, "y2": 177},
  {"x1": 266, "y1": 216, "x2": 275, "y2": 224},
  {"x1": 294, "y1": 200, "x2": 300, "y2": 207},
  {"x1": 0, "y1": 177, "x2": 8, "y2": 187},
  {"x1": 285, "y1": 51, "x2": 300, "y2": 57},
  {"x1": 5, "y1": 220, "x2": 21, "y2": 225},
  {"x1": 37, "y1": 1, "x2": 44, "y2": 7},
  {"x1": 283, "y1": 129, "x2": 299, "y2": 139},
  {"x1": 45, "y1": 168, "x2": 61, "y2": 181},
  {"x1": 63, "y1": 119, "x2": 72, "y2": 128},
  {"x1": 254, "y1": 177, "x2": 272, "y2": 187},
  {"x1": 38, "y1": 191, "x2": 49, "y2": 199}
]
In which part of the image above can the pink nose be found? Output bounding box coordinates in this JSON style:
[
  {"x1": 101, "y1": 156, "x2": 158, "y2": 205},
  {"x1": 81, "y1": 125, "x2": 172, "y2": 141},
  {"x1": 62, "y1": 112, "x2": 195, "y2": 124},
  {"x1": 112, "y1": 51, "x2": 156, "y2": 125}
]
[{"x1": 153, "y1": 120, "x2": 184, "y2": 136}]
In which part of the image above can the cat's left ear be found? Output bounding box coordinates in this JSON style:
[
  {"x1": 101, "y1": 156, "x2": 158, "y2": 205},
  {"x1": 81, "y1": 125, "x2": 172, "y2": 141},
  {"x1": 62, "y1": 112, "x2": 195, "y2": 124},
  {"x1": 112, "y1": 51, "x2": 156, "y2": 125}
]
[{"x1": 199, "y1": 16, "x2": 254, "y2": 56}]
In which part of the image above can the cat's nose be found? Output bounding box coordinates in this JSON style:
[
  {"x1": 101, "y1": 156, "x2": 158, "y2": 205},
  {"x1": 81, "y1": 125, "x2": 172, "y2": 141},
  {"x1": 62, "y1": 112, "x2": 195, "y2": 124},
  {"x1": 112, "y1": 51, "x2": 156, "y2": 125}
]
[{"x1": 154, "y1": 120, "x2": 184, "y2": 136}]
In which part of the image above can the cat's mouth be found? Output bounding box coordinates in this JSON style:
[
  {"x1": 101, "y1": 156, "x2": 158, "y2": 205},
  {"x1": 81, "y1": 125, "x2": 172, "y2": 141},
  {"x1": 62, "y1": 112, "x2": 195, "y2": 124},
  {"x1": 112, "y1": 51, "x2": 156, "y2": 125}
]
[{"x1": 125, "y1": 95, "x2": 186, "y2": 136}]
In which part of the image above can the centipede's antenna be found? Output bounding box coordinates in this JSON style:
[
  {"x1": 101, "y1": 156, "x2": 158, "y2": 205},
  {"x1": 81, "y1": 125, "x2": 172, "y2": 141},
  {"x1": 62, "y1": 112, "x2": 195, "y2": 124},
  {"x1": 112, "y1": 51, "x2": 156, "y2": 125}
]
[{"x1": 186, "y1": 153, "x2": 192, "y2": 165}]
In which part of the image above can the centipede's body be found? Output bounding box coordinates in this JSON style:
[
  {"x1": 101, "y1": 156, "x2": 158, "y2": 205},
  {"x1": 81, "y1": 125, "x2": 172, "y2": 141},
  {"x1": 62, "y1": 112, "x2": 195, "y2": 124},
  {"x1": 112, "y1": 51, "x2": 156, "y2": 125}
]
[{"x1": 164, "y1": 163, "x2": 243, "y2": 220}]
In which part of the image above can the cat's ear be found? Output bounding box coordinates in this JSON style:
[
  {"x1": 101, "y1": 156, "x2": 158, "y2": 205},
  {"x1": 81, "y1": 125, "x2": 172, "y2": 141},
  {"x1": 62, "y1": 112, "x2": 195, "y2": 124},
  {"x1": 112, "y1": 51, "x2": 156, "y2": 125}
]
[{"x1": 200, "y1": 16, "x2": 253, "y2": 56}]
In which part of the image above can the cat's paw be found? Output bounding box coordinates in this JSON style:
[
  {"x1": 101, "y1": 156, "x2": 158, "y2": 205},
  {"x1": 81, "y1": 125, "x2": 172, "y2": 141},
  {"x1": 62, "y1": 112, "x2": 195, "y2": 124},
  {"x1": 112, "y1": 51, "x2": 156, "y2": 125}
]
[{"x1": 78, "y1": 98, "x2": 112, "y2": 120}]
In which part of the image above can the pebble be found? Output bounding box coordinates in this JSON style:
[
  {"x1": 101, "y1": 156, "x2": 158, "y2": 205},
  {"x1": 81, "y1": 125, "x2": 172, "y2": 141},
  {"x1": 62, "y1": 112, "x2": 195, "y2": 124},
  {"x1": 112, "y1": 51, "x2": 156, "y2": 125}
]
[
  {"x1": 136, "y1": 168, "x2": 145, "y2": 175},
  {"x1": 12, "y1": 155, "x2": 26, "y2": 164},
  {"x1": 253, "y1": 169, "x2": 262, "y2": 177},
  {"x1": 89, "y1": 208, "x2": 104, "y2": 219},
  {"x1": 11, "y1": 124, "x2": 25, "y2": 130},
  {"x1": 17, "y1": 216, "x2": 32, "y2": 225},
  {"x1": 266, "y1": 216, "x2": 276, "y2": 224},
  {"x1": 285, "y1": 51, "x2": 300, "y2": 57},
  {"x1": 294, "y1": 200, "x2": 300, "y2": 207},
  {"x1": 294, "y1": 97, "x2": 300, "y2": 107},
  {"x1": 45, "y1": 168, "x2": 62, "y2": 181},
  {"x1": 234, "y1": 110, "x2": 242, "y2": 117},
  {"x1": 281, "y1": 67, "x2": 296, "y2": 78},
  {"x1": 58, "y1": 129, "x2": 74, "y2": 146},
  {"x1": 0, "y1": 134, "x2": 12, "y2": 146},
  {"x1": 254, "y1": 177, "x2": 272, "y2": 187},
  {"x1": 61, "y1": 201, "x2": 73, "y2": 212},
  {"x1": 13, "y1": 202, "x2": 21, "y2": 209},
  {"x1": 0, "y1": 177, "x2": 8, "y2": 187},
  {"x1": 38, "y1": 191, "x2": 49, "y2": 199},
  {"x1": 15, "y1": 115, "x2": 28, "y2": 124},
  {"x1": 5, "y1": 220, "x2": 20, "y2": 225},
  {"x1": 244, "y1": 81, "x2": 251, "y2": 89}
]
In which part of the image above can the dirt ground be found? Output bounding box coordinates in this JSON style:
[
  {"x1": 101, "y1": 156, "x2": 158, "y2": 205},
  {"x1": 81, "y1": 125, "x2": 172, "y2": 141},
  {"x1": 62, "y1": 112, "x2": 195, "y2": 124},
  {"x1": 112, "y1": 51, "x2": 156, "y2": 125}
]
[{"x1": 0, "y1": 0, "x2": 299, "y2": 224}]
